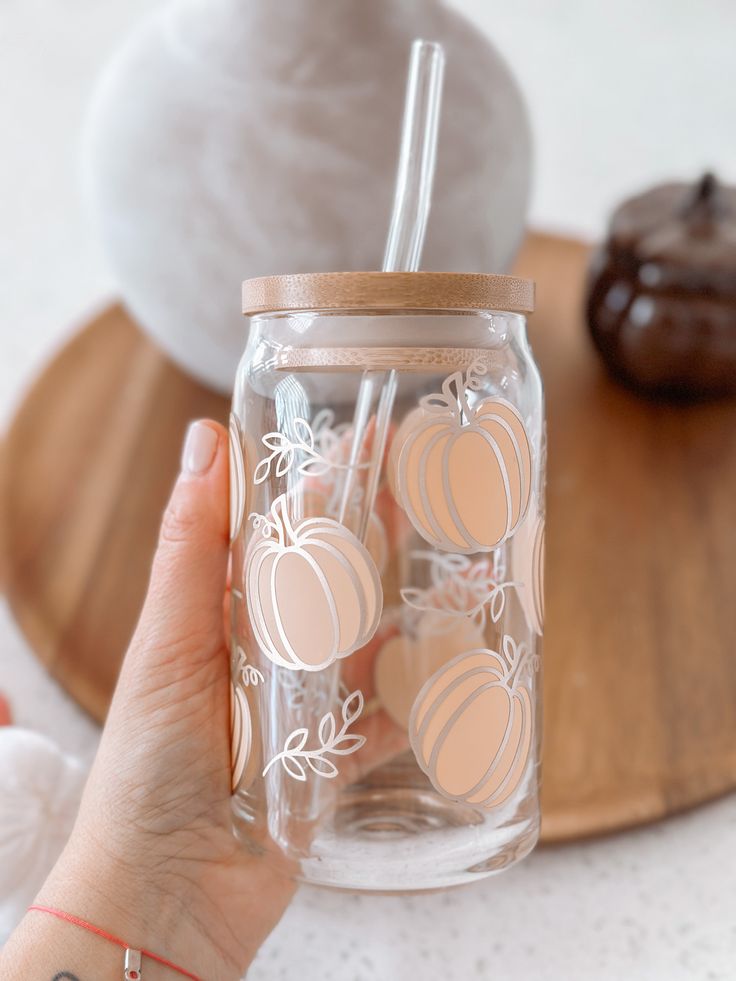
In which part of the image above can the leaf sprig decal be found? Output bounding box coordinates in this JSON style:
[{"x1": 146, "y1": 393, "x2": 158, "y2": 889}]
[
  {"x1": 253, "y1": 410, "x2": 369, "y2": 485},
  {"x1": 262, "y1": 689, "x2": 366, "y2": 781}
]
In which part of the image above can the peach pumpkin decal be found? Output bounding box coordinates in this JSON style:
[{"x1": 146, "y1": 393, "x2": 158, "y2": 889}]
[
  {"x1": 409, "y1": 636, "x2": 536, "y2": 809},
  {"x1": 246, "y1": 494, "x2": 382, "y2": 671},
  {"x1": 230, "y1": 680, "x2": 252, "y2": 794},
  {"x1": 511, "y1": 508, "x2": 545, "y2": 636},
  {"x1": 395, "y1": 361, "x2": 532, "y2": 553},
  {"x1": 229, "y1": 414, "x2": 247, "y2": 543},
  {"x1": 375, "y1": 612, "x2": 486, "y2": 730}
]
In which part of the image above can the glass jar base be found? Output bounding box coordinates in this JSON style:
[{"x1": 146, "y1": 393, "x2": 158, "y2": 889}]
[{"x1": 232, "y1": 785, "x2": 539, "y2": 893}]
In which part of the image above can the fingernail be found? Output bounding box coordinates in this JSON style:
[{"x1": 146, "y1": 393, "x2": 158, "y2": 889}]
[{"x1": 181, "y1": 422, "x2": 218, "y2": 475}]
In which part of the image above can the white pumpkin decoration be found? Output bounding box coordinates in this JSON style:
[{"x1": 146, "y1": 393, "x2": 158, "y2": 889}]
[
  {"x1": 246, "y1": 494, "x2": 382, "y2": 671},
  {"x1": 82, "y1": 0, "x2": 532, "y2": 393},
  {"x1": 396, "y1": 363, "x2": 533, "y2": 553},
  {"x1": 409, "y1": 637, "x2": 535, "y2": 809}
]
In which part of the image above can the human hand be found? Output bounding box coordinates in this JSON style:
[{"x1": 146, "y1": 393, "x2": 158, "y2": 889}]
[
  {"x1": 3, "y1": 414, "x2": 420, "y2": 981},
  {"x1": 5, "y1": 420, "x2": 294, "y2": 980}
]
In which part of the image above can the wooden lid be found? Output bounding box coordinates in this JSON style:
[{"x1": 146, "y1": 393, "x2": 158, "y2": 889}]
[{"x1": 242, "y1": 271, "x2": 534, "y2": 316}]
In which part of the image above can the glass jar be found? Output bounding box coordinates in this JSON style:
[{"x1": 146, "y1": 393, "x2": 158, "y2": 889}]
[{"x1": 229, "y1": 271, "x2": 544, "y2": 892}]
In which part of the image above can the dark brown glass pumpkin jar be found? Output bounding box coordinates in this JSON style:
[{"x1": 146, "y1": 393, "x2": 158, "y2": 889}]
[{"x1": 586, "y1": 173, "x2": 736, "y2": 400}]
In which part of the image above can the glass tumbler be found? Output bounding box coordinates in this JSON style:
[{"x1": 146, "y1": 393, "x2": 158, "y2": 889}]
[{"x1": 229, "y1": 271, "x2": 544, "y2": 892}]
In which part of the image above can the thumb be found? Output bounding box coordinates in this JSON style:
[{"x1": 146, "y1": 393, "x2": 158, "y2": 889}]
[
  {"x1": 71, "y1": 420, "x2": 232, "y2": 874},
  {"x1": 125, "y1": 419, "x2": 230, "y2": 682}
]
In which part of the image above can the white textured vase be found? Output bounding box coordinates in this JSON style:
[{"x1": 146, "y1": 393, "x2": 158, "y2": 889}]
[{"x1": 83, "y1": 0, "x2": 532, "y2": 393}]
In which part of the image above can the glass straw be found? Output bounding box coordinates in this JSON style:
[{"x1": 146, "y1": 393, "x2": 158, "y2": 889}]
[{"x1": 339, "y1": 39, "x2": 445, "y2": 536}]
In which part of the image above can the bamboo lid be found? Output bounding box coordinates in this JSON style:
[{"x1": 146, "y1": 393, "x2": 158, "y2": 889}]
[{"x1": 242, "y1": 271, "x2": 534, "y2": 316}]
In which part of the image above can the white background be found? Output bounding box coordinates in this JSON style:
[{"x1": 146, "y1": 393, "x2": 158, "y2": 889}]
[{"x1": 1, "y1": 1, "x2": 735, "y2": 977}]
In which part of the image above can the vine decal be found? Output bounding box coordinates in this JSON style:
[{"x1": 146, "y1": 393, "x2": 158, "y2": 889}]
[
  {"x1": 281, "y1": 671, "x2": 351, "y2": 711},
  {"x1": 235, "y1": 645, "x2": 264, "y2": 687},
  {"x1": 400, "y1": 551, "x2": 519, "y2": 632},
  {"x1": 262, "y1": 689, "x2": 366, "y2": 781}
]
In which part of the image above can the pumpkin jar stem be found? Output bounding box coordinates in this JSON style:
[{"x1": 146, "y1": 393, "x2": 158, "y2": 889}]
[
  {"x1": 270, "y1": 493, "x2": 297, "y2": 545},
  {"x1": 446, "y1": 370, "x2": 474, "y2": 426},
  {"x1": 457, "y1": 380, "x2": 474, "y2": 426}
]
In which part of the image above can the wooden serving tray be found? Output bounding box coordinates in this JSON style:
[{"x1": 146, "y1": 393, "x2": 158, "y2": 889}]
[{"x1": 4, "y1": 233, "x2": 736, "y2": 842}]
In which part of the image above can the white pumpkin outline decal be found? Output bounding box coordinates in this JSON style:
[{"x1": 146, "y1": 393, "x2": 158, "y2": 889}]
[
  {"x1": 246, "y1": 494, "x2": 382, "y2": 671},
  {"x1": 229, "y1": 413, "x2": 247, "y2": 543},
  {"x1": 396, "y1": 359, "x2": 533, "y2": 553},
  {"x1": 409, "y1": 636, "x2": 537, "y2": 810}
]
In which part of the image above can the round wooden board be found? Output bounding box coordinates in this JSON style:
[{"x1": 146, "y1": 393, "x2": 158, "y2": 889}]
[{"x1": 4, "y1": 234, "x2": 736, "y2": 843}]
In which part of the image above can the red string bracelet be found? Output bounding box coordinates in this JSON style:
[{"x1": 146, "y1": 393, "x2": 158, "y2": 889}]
[{"x1": 27, "y1": 905, "x2": 203, "y2": 981}]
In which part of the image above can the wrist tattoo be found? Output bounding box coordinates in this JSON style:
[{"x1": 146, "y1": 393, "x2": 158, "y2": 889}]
[{"x1": 52, "y1": 974, "x2": 81, "y2": 980}]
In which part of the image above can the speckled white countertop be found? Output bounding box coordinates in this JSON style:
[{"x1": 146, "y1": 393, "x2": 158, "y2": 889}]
[{"x1": 2, "y1": 2, "x2": 735, "y2": 977}]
